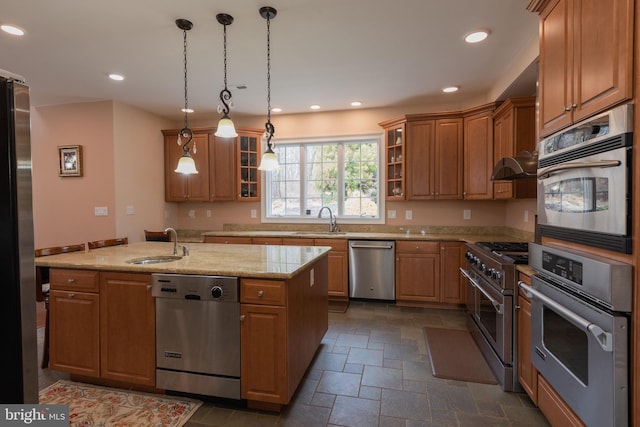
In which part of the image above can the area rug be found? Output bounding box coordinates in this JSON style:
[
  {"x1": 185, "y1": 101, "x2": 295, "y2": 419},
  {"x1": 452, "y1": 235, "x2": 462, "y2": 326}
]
[
  {"x1": 423, "y1": 327, "x2": 497, "y2": 384},
  {"x1": 39, "y1": 380, "x2": 202, "y2": 427}
]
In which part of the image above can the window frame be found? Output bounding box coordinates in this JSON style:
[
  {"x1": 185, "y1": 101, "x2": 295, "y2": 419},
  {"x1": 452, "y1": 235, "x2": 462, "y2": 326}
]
[{"x1": 260, "y1": 133, "x2": 385, "y2": 225}]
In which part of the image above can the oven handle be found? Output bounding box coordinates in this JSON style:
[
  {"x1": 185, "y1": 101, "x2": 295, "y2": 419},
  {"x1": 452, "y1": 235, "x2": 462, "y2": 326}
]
[
  {"x1": 518, "y1": 281, "x2": 613, "y2": 352},
  {"x1": 537, "y1": 160, "x2": 621, "y2": 180},
  {"x1": 460, "y1": 268, "x2": 503, "y2": 315}
]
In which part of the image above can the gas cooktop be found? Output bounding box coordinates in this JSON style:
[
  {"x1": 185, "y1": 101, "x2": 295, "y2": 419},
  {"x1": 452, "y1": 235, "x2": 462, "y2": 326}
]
[{"x1": 475, "y1": 241, "x2": 529, "y2": 264}]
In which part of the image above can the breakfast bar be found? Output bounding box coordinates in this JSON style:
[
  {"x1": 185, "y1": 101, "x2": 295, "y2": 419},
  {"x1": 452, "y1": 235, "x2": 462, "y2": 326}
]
[{"x1": 36, "y1": 241, "x2": 330, "y2": 411}]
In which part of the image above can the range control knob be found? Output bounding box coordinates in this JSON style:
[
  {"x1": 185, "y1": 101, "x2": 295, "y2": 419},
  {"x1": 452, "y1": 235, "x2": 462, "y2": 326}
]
[
  {"x1": 211, "y1": 286, "x2": 223, "y2": 299},
  {"x1": 492, "y1": 271, "x2": 502, "y2": 281},
  {"x1": 479, "y1": 263, "x2": 486, "y2": 272},
  {"x1": 485, "y1": 268, "x2": 493, "y2": 276}
]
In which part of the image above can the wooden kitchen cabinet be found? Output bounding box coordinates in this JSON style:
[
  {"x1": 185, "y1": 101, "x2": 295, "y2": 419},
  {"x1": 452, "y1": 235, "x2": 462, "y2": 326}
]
[
  {"x1": 517, "y1": 272, "x2": 537, "y2": 404},
  {"x1": 204, "y1": 236, "x2": 253, "y2": 244},
  {"x1": 492, "y1": 97, "x2": 537, "y2": 199},
  {"x1": 463, "y1": 104, "x2": 497, "y2": 200},
  {"x1": 163, "y1": 131, "x2": 210, "y2": 202},
  {"x1": 49, "y1": 269, "x2": 100, "y2": 378},
  {"x1": 316, "y1": 239, "x2": 348, "y2": 299},
  {"x1": 382, "y1": 123, "x2": 405, "y2": 199},
  {"x1": 252, "y1": 237, "x2": 283, "y2": 245},
  {"x1": 395, "y1": 241, "x2": 440, "y2": 303},
  {"x1": 440, "y1": 242, "x2": 465, "y2": 304},
  {"x1": 241, "y1": 257, "x2": 328, "y2": 408},
  {"x1": 538, "y1": 374, "x2": 586, "y2": 427},
  {"x1": 100, "y1": 272, "x2": 155, "y2": 387},
  {"x1": 237, "y1": 131, "x2": 262, "y2": 200},
  {"x1": 534, "y1": 0, "x2": 633, "y2": 137},
  {"x1": 209, "y1": 134, "x2": 236, "y2": 201}
]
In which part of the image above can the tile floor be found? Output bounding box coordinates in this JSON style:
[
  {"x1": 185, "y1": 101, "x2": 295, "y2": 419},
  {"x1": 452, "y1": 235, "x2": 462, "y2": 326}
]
[{"x1": 38, "y1": 301, "x2": 550, "y2": 426}]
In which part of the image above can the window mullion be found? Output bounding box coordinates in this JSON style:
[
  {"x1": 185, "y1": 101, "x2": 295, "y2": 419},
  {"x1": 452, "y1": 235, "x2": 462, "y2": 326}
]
[
  {"x1": 337, "y1": 143, "x2": 344, "y2": 217},
  {"x1": 300, "y1": 144, "x2": 306, "y2": 216}
]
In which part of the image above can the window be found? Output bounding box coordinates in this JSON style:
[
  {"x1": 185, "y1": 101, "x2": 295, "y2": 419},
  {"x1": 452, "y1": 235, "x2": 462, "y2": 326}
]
[{"x1": 264, "y1": 135, "x2": 381, "y2": 221}]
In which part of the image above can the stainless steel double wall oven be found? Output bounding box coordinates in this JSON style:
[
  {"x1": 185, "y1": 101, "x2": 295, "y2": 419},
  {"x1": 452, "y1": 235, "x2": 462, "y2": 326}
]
[{"x1": 521, "y1": 243, "x2": 631, "y2": 427}]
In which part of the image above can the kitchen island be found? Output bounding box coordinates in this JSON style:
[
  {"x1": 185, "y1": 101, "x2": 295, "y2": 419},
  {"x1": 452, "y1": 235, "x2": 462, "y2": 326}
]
[{"x1": 37, "y1": 241, "x2": 330, "y2": 411}]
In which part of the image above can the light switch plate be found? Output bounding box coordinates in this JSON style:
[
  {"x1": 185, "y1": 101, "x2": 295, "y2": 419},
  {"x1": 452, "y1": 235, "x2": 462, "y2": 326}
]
[
  {"x1": 126, "y1": 205, "x2": 135, "y2": 215},
  {"x1": 388, "y1": 210, "x2": 396, "y2": 219},
  {"x1": 524, "y1": 210, "x2": 529, "y2": 222},
  {"x1": 250, "y1": 209, "x2": 257, "y2": 218},
  {"x1": 463, "y1": 209, "x2": 471, "y2": 220},
  {"x1": 94, "y1": 207, "x2": 108, "y2": 216}
]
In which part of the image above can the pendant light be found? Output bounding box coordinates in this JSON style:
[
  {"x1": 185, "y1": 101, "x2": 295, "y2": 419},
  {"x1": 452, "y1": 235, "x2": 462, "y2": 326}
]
[
  {"x1": 214, "y1": 13, "x2": 238, "y2": 138},
  {"x1": 258, "y1": 6, "x2": 280, "y2": 171},
  {"x1": 174, "y1": 19, "x2": 198, "y2": 175}
]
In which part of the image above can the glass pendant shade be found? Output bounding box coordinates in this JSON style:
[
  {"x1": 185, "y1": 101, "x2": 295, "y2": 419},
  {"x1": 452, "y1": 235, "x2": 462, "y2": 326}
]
[
  {"x1": 174, "y1": 153, "x2": 198, "y2": 174},
  {"x1": 258, "y1": 145, "x2": 280, "y2": 171},
  {"x1": 215, "y1": 114, "x2": 238, "y2": 137}
]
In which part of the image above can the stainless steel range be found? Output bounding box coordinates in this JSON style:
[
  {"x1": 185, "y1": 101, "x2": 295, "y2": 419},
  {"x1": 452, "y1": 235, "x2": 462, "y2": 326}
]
[{"x1": 460, "y1": 241, "x2": 529, "y2": 392}]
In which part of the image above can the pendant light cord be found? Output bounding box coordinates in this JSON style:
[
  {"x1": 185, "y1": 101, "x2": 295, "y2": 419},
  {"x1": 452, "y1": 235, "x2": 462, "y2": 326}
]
[
  {"x1": 265, "y1": 11, "x2": 275, "y2": 145},
  {"x1": 218, "y1": 20, "x2": 233, "y2": 115}
]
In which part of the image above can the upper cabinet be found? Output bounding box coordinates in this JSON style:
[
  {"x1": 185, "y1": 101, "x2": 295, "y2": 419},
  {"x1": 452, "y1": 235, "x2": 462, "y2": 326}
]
[
  {"x1": 463, "y1": 104, "x2": 498, "y2": 200},
  {"x1": 492, "y1": 97, "x2": 537, "y2": 199},
  {"x1": 163, "y1": 127, "x2": 263, "y2": 202},
  {"x1": 383, "y1": 123, "x2": 405, "y2": 199},
  {"x1": 534, "y1": 0, "x2": 633, "y2": 137}
]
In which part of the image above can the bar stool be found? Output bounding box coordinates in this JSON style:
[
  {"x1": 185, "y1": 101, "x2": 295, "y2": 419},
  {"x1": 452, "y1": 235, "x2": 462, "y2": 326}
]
[
  {"x1": 35, "y1": 243, "x2": 86, "y2": 369},
  {"x1": 87, "y1": 237, "x2": 128, "y2": 249}
]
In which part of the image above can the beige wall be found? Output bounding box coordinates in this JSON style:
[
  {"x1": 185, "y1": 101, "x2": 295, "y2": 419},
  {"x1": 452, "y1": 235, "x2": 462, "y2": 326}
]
[{"x1": 32, "y1": 101, "x2": 175, "y2": 248}]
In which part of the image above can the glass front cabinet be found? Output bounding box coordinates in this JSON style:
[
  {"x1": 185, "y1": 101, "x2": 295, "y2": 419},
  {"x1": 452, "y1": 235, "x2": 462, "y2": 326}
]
[
  {"x1": 381, "y1": 121, "x2": 405, "y2": 200},
  {"x1": 237, "y1": 131, "x2": 262, "y2": 201}
]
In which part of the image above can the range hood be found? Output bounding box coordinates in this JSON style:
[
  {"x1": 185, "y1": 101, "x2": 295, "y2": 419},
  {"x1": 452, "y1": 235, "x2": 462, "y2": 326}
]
[{"x1": 491, "y1": 151, "x2": 538, "y2": 180}]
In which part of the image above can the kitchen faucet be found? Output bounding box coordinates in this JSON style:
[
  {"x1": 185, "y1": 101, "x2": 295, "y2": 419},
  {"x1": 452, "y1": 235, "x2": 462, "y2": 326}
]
[
  {"x1": 317, "y1": 206, "x2": 338, "y2": 232},
  {"x1": 164, "y1": 227, "x2": 179, "y2": 255}
]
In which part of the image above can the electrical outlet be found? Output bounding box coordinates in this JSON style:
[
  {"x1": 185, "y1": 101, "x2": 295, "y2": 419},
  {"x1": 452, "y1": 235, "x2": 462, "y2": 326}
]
[
  {"x1": 405, "y1": 210, "x2": 412, "y2": 220},
  {"x1": 126, "y1": 205, "x2": 135, "y2": 215},
  {"x1": 463, "y1": 209, "x2": 471, "y2": 220},
  {"x1": 188, "y1": 209, "x2": 196, "y2": 218},
  {"x1": 94, "y1": 207, "x2": 108, "y2": 216},
  {"x1": 250, "y1": 209, "x2": 257, "y2": 218},
  {"x1": 206, "y1": 209, "x2": 212, "y2": 218},
  {"x1": 524, "y1": 210, "x2": 529, "y2": 222},
  {"x1": 388, "y1": 210, "x2": 396, "y2": 219},
  {"x1": 310, "y1": 268, "x2": 315, "y2": 286}
]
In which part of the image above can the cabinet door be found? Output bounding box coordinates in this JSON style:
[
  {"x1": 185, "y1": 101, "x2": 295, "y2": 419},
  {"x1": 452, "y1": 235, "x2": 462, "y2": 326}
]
[
  {"x1": 518, "y1": 291, "x2": 538, "y2": 404},
  {"x1": 463, "y1": 112, "x2": 493, "y2": 200},
  {"x1": 406, "y1": 120, "x2": 435, "y2": 200},
  {"x1": 434, "y1": 118, "x2": 463, "y2": 199},
  {"x1": 241, "y1": 304, "x2": 287, "y2": 404},
  {"x1": 100, "y1": 272, "x2": 155, "y2": 386},
  {"x1": 210, "y1": 134, "x2": 236, "y2": 201},
  {"x1": 395, "y1": 253, "x2": 440, "y2": 302},
  {"x1": 440, "y1": 242, "x2": 464, "y2": 304},
  {"x1": 571, "y1": 0, "x2": 633, "y2": 124},
  {"x1": 539, "y1": 0, "x2": 573, "y2": 136},
  {"x1": 385, "y1": 124, "x2": 405, "y2": 200},
  {"x1": 237, "y1": 133, "x2": 261, "y2": 200},
  {"x1": 538, "y1": 375, "x2": 586, "y2": 427},
  {"x1": 164, "y1": 133, "x2": 210, "y2": 201},
  {"x1": 49, "y1": 290, "x2": 100, "y2": 377},
  {"x1": 493, "y1": 109, "x2": 514, "y2": 199},
  {"x1": 327, "y1": 250, "x2": 348, "y2": 298}
]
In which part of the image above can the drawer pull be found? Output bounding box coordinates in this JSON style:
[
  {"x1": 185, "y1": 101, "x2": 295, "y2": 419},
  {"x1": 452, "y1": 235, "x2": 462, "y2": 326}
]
[
  {"x1": 258, "y1": 290, "x2": 264, "y2": 297},
  {"x1": 67, "y1": 293, "x2": 75, "y2": 298},
  {"x1": 240, "y1": 315, "x2": 245, "y2": 321},
  {"x1": 67, "y1": 278, "x2": 76, "y2": 284}
]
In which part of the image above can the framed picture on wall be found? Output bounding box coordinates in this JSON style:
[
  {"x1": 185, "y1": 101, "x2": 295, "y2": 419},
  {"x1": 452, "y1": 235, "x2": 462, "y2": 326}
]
[{"x1": 58, "y1": 145, "x2": 83, "y2": 177}]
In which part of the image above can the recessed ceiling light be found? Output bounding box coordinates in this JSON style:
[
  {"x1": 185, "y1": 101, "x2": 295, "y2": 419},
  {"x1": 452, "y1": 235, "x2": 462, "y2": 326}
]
[
  {"x1": 271, "y1": 107, "x2": 282, "y2": 113},
  {"x1": 310, "y1": 105, "x2": 321, "y2": 110},
  {"x1": 351, "y1": 101, "x2": 362, "y2": 107},
  {"x1": 1, "y1": 25, "x2": 25, "y2": 36},
  {"x1": 442, "y1": 86, "x2": 459, "y2": 93},
  {"x1": 181, "y1": 108, "x2": 194, "y2": 113},
  {"x1": 108, "y1": 73, "x2": 125, "y2": 81},
  {"x1": 465, "y1": 30, "x2": 489, "y2": 43}
]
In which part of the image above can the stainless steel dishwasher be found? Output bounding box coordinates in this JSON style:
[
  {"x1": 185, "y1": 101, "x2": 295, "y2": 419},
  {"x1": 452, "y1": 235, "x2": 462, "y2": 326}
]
[
  {"x1": 348, "y1": 240, "x2": 395, "y2": 300},
  {"x1": 152, "y1": 273, "x2": 240, "y2": 399}
]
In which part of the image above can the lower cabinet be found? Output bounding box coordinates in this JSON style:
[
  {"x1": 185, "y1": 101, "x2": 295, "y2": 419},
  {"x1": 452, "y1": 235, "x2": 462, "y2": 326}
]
[
  {"x1": 395, "y1": 241, "x2": 464, "y2": 305},
  {"x1": 49, "y1": 269, "x2": 155, "y2": 387},
  {"x1": 100, "y1": 272, "x2": 155, "y2": 386},
  {"x1": 517, "y1": 272, "x2": 537, "y2": 404},
  {"x1": 538, "y1": 375, "x2": 586, "y2": 427}
]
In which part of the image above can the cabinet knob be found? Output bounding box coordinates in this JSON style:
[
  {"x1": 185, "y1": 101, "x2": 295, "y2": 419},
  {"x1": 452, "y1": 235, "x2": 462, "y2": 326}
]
[
  {"x1": 240, "y1": 315, "x2": 245, "y2": 321},
  {"x1": 67, "y1": 293, "x2": 75, "y2": 298},
  {"x1": 147, "y1": 285, "x2": 152, "y2": 290},
  {"x1": 67, "y1": 278, "x2": 76, "y2": 284},
  {"x1": 258, "y1": 290, "x2": 264, "y2": 297}
]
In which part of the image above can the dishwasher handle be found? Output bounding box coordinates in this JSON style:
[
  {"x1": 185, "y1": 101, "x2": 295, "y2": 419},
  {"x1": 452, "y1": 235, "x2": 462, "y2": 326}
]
[{"x1": 350, "y1": 243, "x2": 394, "y2": 249}]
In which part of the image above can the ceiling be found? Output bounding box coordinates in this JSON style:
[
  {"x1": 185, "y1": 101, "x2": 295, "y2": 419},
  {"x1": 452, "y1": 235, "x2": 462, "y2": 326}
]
[{"x1": 1, "y1": 0, "x2": 539, "y2": 122}]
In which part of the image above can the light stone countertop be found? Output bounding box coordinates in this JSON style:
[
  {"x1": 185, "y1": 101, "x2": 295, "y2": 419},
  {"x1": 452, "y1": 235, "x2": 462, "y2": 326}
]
[{"x1": 35, "y1": 241, "x2": 331, "y2": 279}]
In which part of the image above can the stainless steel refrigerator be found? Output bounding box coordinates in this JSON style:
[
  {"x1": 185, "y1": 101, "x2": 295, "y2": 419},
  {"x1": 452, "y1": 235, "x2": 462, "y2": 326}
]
[{"x1": 0, "y1": 70, "x2": 38, "y2": 403}]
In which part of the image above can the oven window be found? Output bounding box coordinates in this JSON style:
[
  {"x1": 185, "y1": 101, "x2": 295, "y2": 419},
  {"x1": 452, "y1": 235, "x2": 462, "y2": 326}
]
[
  {"x1": 543, "y1": 306, "x2": 588, "y2": 384},
  {"x1": 479, "y1": 293, "x2": 497, "y2": 342},
  {"x1": 543, "y1": 177, "x2": 608, "y2": 213}
]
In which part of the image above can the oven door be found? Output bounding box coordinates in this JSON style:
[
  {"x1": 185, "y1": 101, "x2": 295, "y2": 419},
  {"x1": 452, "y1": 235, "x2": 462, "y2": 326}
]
[
  {"x1": 522, "y1": 276, "x2": 628, "y2": 427},
  {"x1": 460, "y1": 267, "x2": 511, "y2": 364}
]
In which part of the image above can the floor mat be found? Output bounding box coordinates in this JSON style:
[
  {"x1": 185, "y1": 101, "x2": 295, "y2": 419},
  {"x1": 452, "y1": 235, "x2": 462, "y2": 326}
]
[
  {"x1": 423, "y1": 327, "x2": 497, "y2": 384},
  {"x1": 39, "y1": 379, "x2": 202, "y2": 427}
]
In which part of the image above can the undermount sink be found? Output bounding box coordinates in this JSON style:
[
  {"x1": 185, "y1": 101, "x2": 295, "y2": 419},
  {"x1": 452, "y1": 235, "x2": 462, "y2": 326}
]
[
  {"x1": 127, "y1": 255, "x2": 183, "y2": 265},
  {"x1": 293, "y1": 231, "x2": 347, "y2": 236}
]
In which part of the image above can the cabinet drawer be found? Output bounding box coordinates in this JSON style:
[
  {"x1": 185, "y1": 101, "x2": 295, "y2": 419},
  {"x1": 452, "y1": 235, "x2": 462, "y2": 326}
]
[
  {"x1": 50, "y1": 269, "x2": 99, "y2": 292},
  {"x1": 314, "y1": 238, "x2": 348, "y2": 251},
  {"x1": 252, "y1": 237, "x2": 283, "y2": 245},
  {"x1": 204, "y1": 236, "x2": 253, "y2": 244},
  {"x1": 241, "y1": 279, "x2": 286, "y2": 306},
  {"x1": 396, "y1": 241, "x2": 439, "y2": 253}
]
